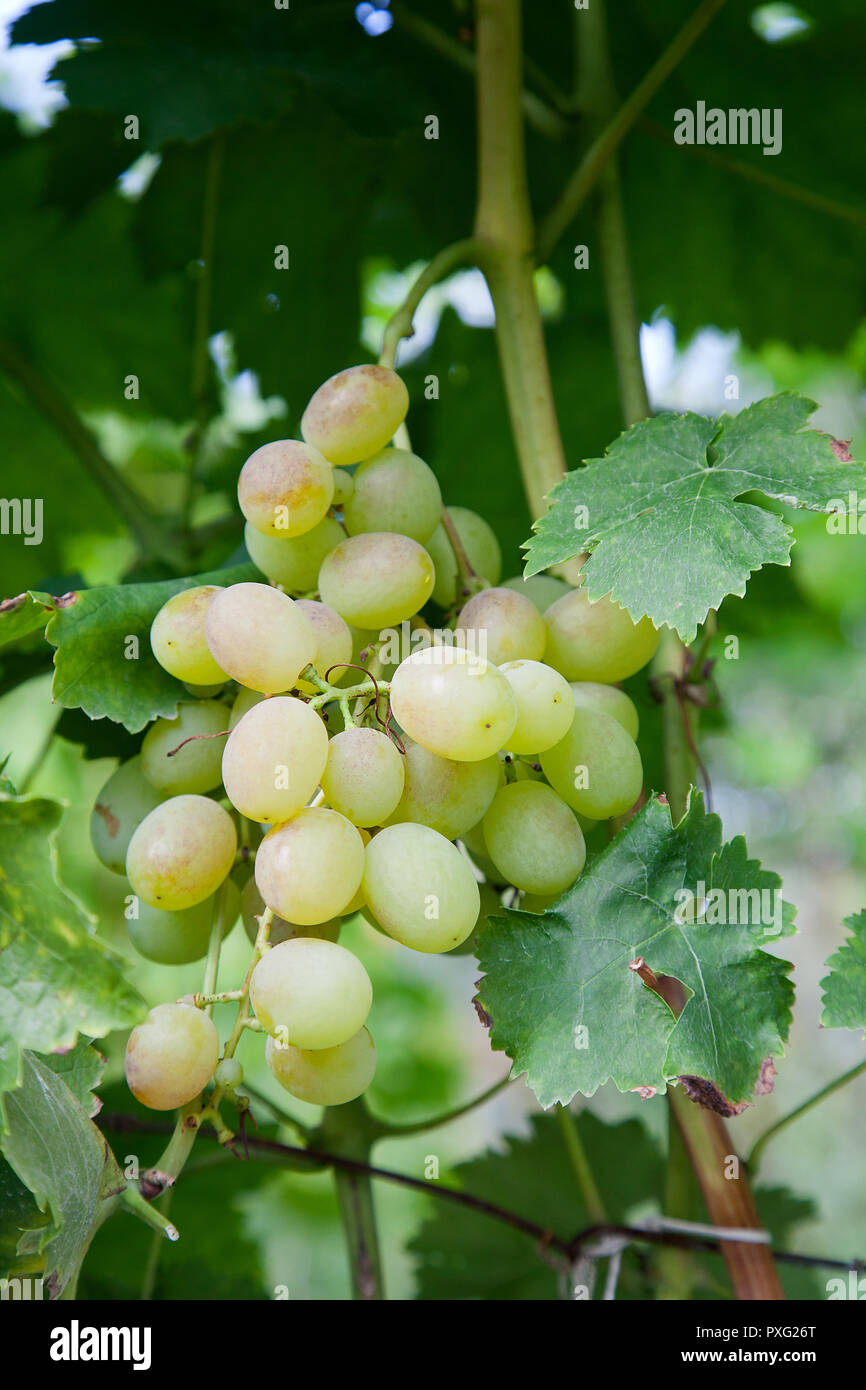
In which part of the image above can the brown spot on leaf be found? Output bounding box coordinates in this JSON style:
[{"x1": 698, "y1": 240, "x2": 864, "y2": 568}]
[
  {"x1": 630, "y1": 1086, "x2": 658, "y2": 1100},
  {"x1": 472, "y1": 995, "x2": 492, "y2": 1030},
  {"x1": 754, "y1": 1056, "x2": 776, "y2": 1097},
  {"x1": 0, "y1": 593, "x2": 27, "y2": 614},
  {"x1": 677, "y1": 1074, "x2": 750, "y2": 1117},
  {"x1": 831, "y1": 438, "x2": 854, "y2": 462}
]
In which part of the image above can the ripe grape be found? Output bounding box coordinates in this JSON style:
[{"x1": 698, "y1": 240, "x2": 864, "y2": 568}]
[
  {"x1": 320, "y1": 727, "x2": 405, "y2": 826},
  {"x1": 540, "y1": 705, "x2": 643, "y2": 820},
  {"x1": 125, "y1": 1002, "x2": 219, "y2": 1110},
  {"x1": 457, "y1": 587, "x2": 546, "y2": 666},
  {"x1": 222, "y1": 695, "x2": 328, "y2": 824},
  {"x1": 127, "y1": 880, "x2": 240, "y2": 965},
  {"x1": 501, "y1": 573, "x2": 571, "y2": 612},
  {"x1": 238, "y1": 439, "x2": 334, "y2": 538},
  {"x1": 389, "y1": 644, "x2": 517, "y2": 761},
  {"x1": 425, "y1": 507, "x2": 502, "y2": 607},
  {"x1": 255, "y1": 808, "x2": 365, "y2": 924},
  {"x1": 344, "y1": 447, "x2": 442, "y2": 543},
  {"x1": 204, "y1": 582, "x2": 316, "y2": 694},
  {"x1": 570, "y1": 680, "x2": 639, "y2": 740},
  {"x1": 126, "y1": 795, "x2": 237, "y2": 911},
  {"x1": 482, "y1": 782, "x2": 586, "y2": 895},
  {"x1": 244, "y1": 515, "x2": 343, "y2": 591},
  {"x1": 150, "y1": 585, "x2": 227, "y2": 686},
  {"x1": 294, "y1": 599, "x2": 353, "y2": 693},
  {"x1": 250, "y1": 937, "x2": 372, "y2": 1048},
  {"x1": 266, "y1": 1027, "x2": 376, "y2": 1107},
  {"x1": 318, "y1": 532, "x2": 434, "y2": 629},
  {"x1": 241, "y1": 875, "x2": 341, "y2": 946},
  {"x1": 362, "y1": 823, "x2": 480, "y2": 952},
  {"x1": 301, "y1": 364, "x2": 409, "y2": 466},
  {"x1": 498, "y1": 660, "x2": 575, "y2": 754},
  {"x1": 228, "y1": 686, "x2": 266, "y2": 730},
  {"x1": 215, "y1": 1058, "x2": 243, "y2": 1090},
  {"x1": 384, "y1": 739, "x2": 500, "y2": 839},
  {"x1": 91, "y1": 756, "x2": 163, "y2": 875},
  {"x1": 544, "y1": 586, "x2": 659, "y2": 682},
  {"x1": 140, "y1": 700, "x2": 229, "y2": 795}
]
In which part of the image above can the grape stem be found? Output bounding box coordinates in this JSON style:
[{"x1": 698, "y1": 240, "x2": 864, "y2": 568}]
[
  {"x1": 440, "y1": 506, "x2": 488, "y2": 604},
  {"x1": 378, "y1": 238, "x2": 489, "y2": 370}
]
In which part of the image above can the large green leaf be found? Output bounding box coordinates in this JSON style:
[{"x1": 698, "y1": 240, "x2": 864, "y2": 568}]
[
  {"x1": 0, "y1": 1052, "x2": 124, "y2": 1297},
  {"x1": 42, "y1": 562, "x2": 254, "y2": 733},
  {"x1": 524, "y1": 395, "x2": 866, "y2": 641},
  {"x1": 38, "y1": 1039, "x2": 107, "y2": 1120},
  {"x1": 820, "y1": 911, "x2": 866, "y2": 1035},
  {"x1": 0, "y1": 798, "x2": 142, "y2": 1095},
  {"x1": 476, "y1": 794, "x2": 795, "y2": 1109},
  {"x1": 410, "y1": 1110, "x2": 663, "y2": 1300}
]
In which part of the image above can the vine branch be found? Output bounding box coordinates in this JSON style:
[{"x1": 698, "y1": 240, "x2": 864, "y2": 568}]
[{"x1": 379, "y1": 238, "x2": 486, "y2": 369}]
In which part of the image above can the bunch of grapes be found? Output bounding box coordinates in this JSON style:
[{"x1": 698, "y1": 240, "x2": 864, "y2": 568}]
[{"x1": 92, "y1": 363, "x2": 659, "y2": 1118}]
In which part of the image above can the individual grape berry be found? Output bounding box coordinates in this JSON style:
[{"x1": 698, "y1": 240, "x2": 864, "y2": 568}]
[
  {"x1": 389, "y1": 644, "x2": 517, "y2": 762},
  {"x1": 482, "y1": 781, "x2": 586, "y2": 895},
  {"x1": 204, "y1": 582, "x2": 316, "y2": 694},
  {"x1": 244, "y1": 515, "x2": 344, "y2": 590},
  {"x1": 266, "y1": 1027, "x2": 376, "y2": 1107},
  {"x1": 543, "y1": 586, "x2": 659, "y2": 683},
  {"x1": 498, "y1": 659, "x2": 575, "y2": 754},
  {"x1": 294, "y1": 599, "x2": 353, "y2": 693},
  {"x1": 344, "y1": 447, "x2": 442, "y2": 543},
  {"x1": 331, "y1": 468, "x2": 354, "y2": 507},
  {"x1": 569, "y1": 681, "x2": 640, "y2": 740},
  {"x1": 250, "y1": 938, "x2": 372, "y2": 1049},
  {"x1": 238, "y1": 439, "x2": 334, "y2": 539},
  {"x1": 90, "y1": 756, "x2": 164, "y2": 875},
  {"x1": 540, "y1": 705, "x2": 643, "y2": 820},
  {"x1": 214, "y1": 1058, "x2": 243, "y2": 1090},
  {"x1": 126, "y1": 795, "x2": 237, "y2": 911},
  {"x1": 457, "y1": 586, "x2": 547, "y2": 666},
  {"x1": 222, "y1": 695, "x2": 328, "y2": 824},
  {"x1": 501, "y1": 573, "x2": 571, "y2": 612},
  {"x1": 362, "y1": 823, "x2": 480, "y2": 953},
  {"x1": 425, "y1": 507, "x2": 502, "y2": 607},
  {"x1": 125, "y1": 1002, "x2": 219, "y2": 1111},
  {"x1": 228, "y1": 686, "x2": 266, "y2": 730},
  {"x1": 127, "y1": 880, "x2": 240, "y2": 965},
  {"x1": 255, "y1": 808, "x2": 365, "y2": 924},
  {"x1": 320, "y1": 727, "x2": 405, "y2": 827},
  {"x1": 240, "y1": 875, "x2": 341, "y2": 946},
  {"x1": 383, "y1": 739, "x2": 500, "y2": 840},
  {"x1": 318, "y1": 532, "x2": 434, "y2": 629},
  {"x1": 301, "y1": 364, "x2": 409, "y2": 466},
  {"x1": 140, "y1": 700, "x2": 229, "y2": 795},
  {"x1": 150, "y1": 585, "x2": 227, "y2": 686}
]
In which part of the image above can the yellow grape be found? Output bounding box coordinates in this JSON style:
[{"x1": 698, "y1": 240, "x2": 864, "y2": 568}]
[
  {"x1": 498, "y1": 660, "x2": 575, "y2": 754},
  {"x1": 126, "y1": 794, "x2": 237, "y2": 911},
  {"x1": 266, "y1": 1028, "x2": 376, "y2": 1107},
  {"x1": 320, "y1": 727, "x2": 405, "y2": 826},
  {"x1": 301, "y1": 364, "x2": 409, "y2": 466},
  {"x1": 255, "y1": 808, "x2": 365, "y2": 924},
  {"x1": 204, "y1": 582, "x2": 316, "y2": 694},
  {"x1": 362, "y1": 823, "x2": 480, "y2": 953},
  {"x1": 344, "y1": 447, "x2": 442, "y2": 543},
  {"x1": 140, "y1": 700, "x2": 229, "y2": 795},
  {"x1": 222, "y1": 695, "x2": 328, "y2": 824},
  {"x1": 482, "y1": 781, "x2": 586, "y2": 895},
  {"x1": 125, "y1": 1002, "x2": 219, "y2": 1110},
  {"x1": 570, "y1": 681, "x2": 640, "y2": 739},
  {"x1": 540, "y1": 705, "x2": 644, "y2": 820},
  {"x1": 457, "y1": 586, "x2": 547, "y2": 666},
  {"x1": 150, "y1": 585, "x2": 227, "y2": 686},
  {"x1": 388, "y1": 644, "x2": 517, "y2": 761},
  {"x1": 238, "y1": 439, "x2": 334, "y2": 538},
  {"x1": 544, "y1": 586, "x2": 659, "y2": 682},
  {"x1": 294, "y1": 599, "x2": 353, "y2": 693},
  {"x1": 318, "y1": 532, "x2": 434, "y2": 629},
  {"x1": 384, "y1": 738, "x2": 500, "y2": 839},
  {"x1": 250, "y1": 937, "x2": 372, "y2": 1048}
]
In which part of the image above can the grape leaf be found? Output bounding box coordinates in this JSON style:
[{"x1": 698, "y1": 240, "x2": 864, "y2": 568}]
[
  {"x1": 38, "y1": 1040, "x2": 107, "y2": 1120},
  {"x1": 410, "y1": 1110, "x2": 663, "y2": 1300},
  {"x1": 42, "y1": 562, "x2": 254, "y2": 734},
  {"x1": 0, "y1": 1052, "x2": 124, "y2": 1298},
  {"x1": 523, "y1": 394, "x2": 866, "y2": 642},
  {"x1": 0, "y1": 592, "x2": 57, "y2": 652},
  {"x1": 476, "y1": 793, "x2": 795, "y2": 1109},
  {"x1": 0, "y1": 798, "x2": 142, "y2": 1095},
  {"x1": 820, "y1": 911, "x2": 866, "y2": 1035}
]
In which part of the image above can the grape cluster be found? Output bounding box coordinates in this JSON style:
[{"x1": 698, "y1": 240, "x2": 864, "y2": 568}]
[{"x1": 92, "y1": 363, "x2": 658, "y2": 1116}]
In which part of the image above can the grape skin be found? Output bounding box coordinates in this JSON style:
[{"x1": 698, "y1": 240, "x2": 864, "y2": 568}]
[
  {"x1": 301, "y1": 364, "x2": 409, "y2": 466},
  {"x1": 241, "y1": 875, "x2": 341, "y2": 946},
  {"x1": 457, "y1": 587, "x2": 547, "y2": 667},
  {"x1": 91, "y1": 756, "x2": 164, "y2": 875},
  {"x1": 255, "y1": 808, "x2": 365, "y2": 925},
  {"x1": 228, "y1": 686, "x2": 266, "y2": 730},
  {"x1": 204, "y1": 582, "x2": 316, "y2": 694},
  {"x1": 540, "y1": 705, "x2": 643, "y2": 820},
  {"x1": 501, "y1": 573, "x2": 570, "y2": 612},
  {"x1": 126, "y1": 794, "x2": 237, "y2": 911},
  {"x1": 544, "y1": 587, "x2": 659, "y2": 683},
  {"x1": 498, "y1": 659, "x2": 575, "y2": 754},
  {"x1": 244, "y1": 516, "x2": 343, "y2": 590},
  {"x1": 389, "y1": 644, "x2": 517, "y2": 762},
  {"x1": 222, "y1": 695, "x2": 329, "y2": 824},
  {"x1": 294, "y1": 599, "x2": 353, "y2": 693},
  {"x1": 238, "y1": 439, "x2": 334, "y2": 539},
  {"x1": 250, "y1": 937, "x2": 373, "y2": 1048},
  {"x1": 127, "y1": 880, "x2": 240, "y2": 965},
  {"x1": 569, "y1": 681, "x2": 640, "y2": 739},
  {"x1": 266, "y1": 1027, "x2": 376, "y2": 1107},
  {"x1": 482, "y1": 781, "x2": 586, "y2": 895},
  {"x1": 362, "y1": 823, "x2": 481, "y2": 953},
  {"x1": 318, "y1": 532, "x2": 434, "y2": 629},
  {"x1": 344, "y1": 447, "x2": 442, "y2": 543},
  {"x1": 150, "y1": 585, "x2": 227, "y2": 686},
  {"x1": 140, "y1": 700, "x2": 229, "y2": 795},
  {"x1": 384, "y1": 739, "x2": 500, "y2": 840},
  {"x1": 125, "y1": 1002, "x2": 220, "y2": 1111},
  {"x1": 321, "y1": 727, "x2": 405, "y2": 827},
  {"x1": 425, "y1": 507, "x2": 502, "y2": 607}
]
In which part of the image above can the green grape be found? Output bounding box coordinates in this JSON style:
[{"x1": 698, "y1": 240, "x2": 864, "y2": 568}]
[
  {"x1": 458, "y1": 820, "x2": 505, "y2": 885},
  {"x1": 204, "y1": 582, "x2": 316, "y2": 694},
  {"x1": 241, "y1": 875, "x2": 341, "y2": 946},
  {"x1": 127, "y1": 880, "x2": 240, "y2": 965},
  {"x1": 140, "y1": 700, "x2": 229, "y2": 795},
  {"x1": 238, "y1": 439, "x2": 334, "y2": 539},
  {"x1": 294, "y1": 599, "x2": 353, "y2": 693},
  {"x1": 125, "y1": 1002, "x2": 219, "y2": 1111},
  {"x1": 569, "y1": 681, "x2": 639, "y2": 740},
  {"x1": 482, "y1": 782, "x2": 586, "y2": 895},
  {"x1": 150, "y1": 585, "x2": 227, "y2": 686},
  {"x1": 540, "y1": 705, "x2": 643, "y2": 820},
  {"x1": 250, "y1": 937, "x2": 372, "y2": 1048},
  {"x1": 331, "y1": 468, "x2": 354, "y2": 507},
  {"x1": 255, "y1": 808, "x2": 365, "y2": 924},
  {"x1": 244, "y1": 515, "x2": 344, "y2": 590},
  {"x1": 511, "y1": 757, "x2": 545, "y2": 782},
  {"x1": 501, "y1": 573, "x2": 571, "y2": 612},
  {"x1": 301, "y1": 364, "x2": 409, "y2": 467},
  {"x1": 91, "y1": 756, "x2": 164, "y2": 875},
  {"x1": 344, "y1": 447, "x2": 442, "y2": 543},
  {"x1": 266, "y1": 1027, "x2": 376, "y2": 1107},
  {"x1": 215, "y1": 1057, "x2": 243, "y2": 1090},
  {"x1": 321, "y1": 727, "x2": 405, "y2": 827},
  {"x1": 222, "y1": 695, "x2": 328, "y2": 824},
  {"x1": 362, "y1": 823, "x2": 480, "y2": 953},
  {"x1": 519, "y1": 891, "x2": 560, "y2": 914},
  {"x1": 183, "y1": 680, "x2": 226, "y2": 698},
  {"x1": 126, "y1": 795, "x2": 237, "y2": 911},
  {"x1": 457, "y1": 587, "x2": 547, "y2": 667},
  {"x1": 318, "y1": 532, "x2": 434, "y2": 629},
  {"x1": 498, "y1": 660, "x2": 575, "y2": 754},
  {"x1": 228, "y1": 686, "x2": 266, "y2": 730},
  {"x1": 384, "y1": 739, "x2": 500, "y2": 839},
  {"x1": 388, "y1": 644, "x2": 517, "y2": 762},
  {"x1": 544, "y1": 586, "x2": 659, "y2": 682},
  {"x1": 425, "y1": 506, "x2": 502, "y2": 607}
]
